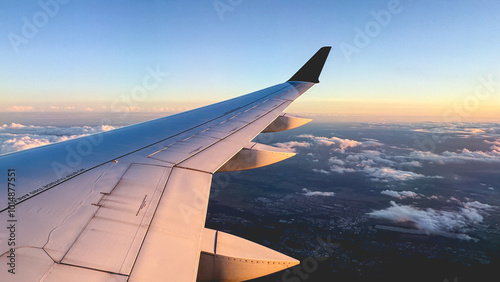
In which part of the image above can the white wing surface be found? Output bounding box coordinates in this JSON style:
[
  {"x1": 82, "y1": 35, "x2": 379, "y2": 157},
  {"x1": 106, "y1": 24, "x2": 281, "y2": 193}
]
[{"x1": 0, "y1": 47, "x2": 331, "y2": 282}]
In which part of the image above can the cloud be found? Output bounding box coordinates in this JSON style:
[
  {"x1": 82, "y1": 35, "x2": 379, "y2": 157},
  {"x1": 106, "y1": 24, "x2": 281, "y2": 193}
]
[
  {"x1": 314, "y1": 137, "x2": 362, "y2": 152},
  {"x1": 484, "y1": 139, "x2": 500, "y2": 146},
  {"x1": 0, "y1": 123, "x2": 116, "y2": 155},
  {"x1": 381, "y1": 190, "x2": 420, "y2": 199},
  {"x1": 328, "y1": 157, "x2": 345, "y2": 166},
  {"x1": 1, "y1": 135, "x2": 71, "y2": 153},
  {"x1": 463, "y1": 201, "x2": 493, "y2": 210},
  {"x1": 6, "y1": 106, "x2": 34, "y2": 112},
  {"x1": 346, "y1": 151, "x2": 396, "y2": 166},
  {"x1": 367, "y1": 200, "x2": 493, "y2": 240},
  {"x1": 298, "y1": 134, "x2": 367, "y2": 152},
  {"x1": 312, "y1": 168, "x2": 331, "y2": 174},
  {"x1": 0, "y1": 123, "x2": 115, "y2": 136},
  {"x1": 302, "y1": 188, "x2": 334, "y2": 197},
  {"x1": 361, "y1": 139, "x2": 384, "y2": 147},
  {"x1": 362, "y1": 166, "x2": 433, "y2": 182},
  {"x1": 274, "y1": 141, "x2": 311, "y2": 152},
  {"x1": 297, "y1": 134, "x2": 316, "y2": 138},
  {"x1": 410, "y1": 145, "x2": 500, "y2": 164},
  {"x1": 1, "y1": 123, "x2": 31, "y2": 129},
  {"x1": 302, "y1": 140, "x2": 439, "y2": 180},
  {"x1": 412, "y1": 124, "x2": 491, "y2": 136},
  {"x1": 330, "y1": 165, "x2": 355, "y2": 174},
  {"x1": 295, "y1": 133, "x2": 443, "y2": 181},
  {"x1": 399, "y1": 160, "x2": 422, "y2": 167}
]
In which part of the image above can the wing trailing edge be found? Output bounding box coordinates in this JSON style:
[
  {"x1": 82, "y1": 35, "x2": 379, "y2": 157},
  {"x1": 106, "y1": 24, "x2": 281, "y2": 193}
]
[{"x1": 197, "y1": 228, "x2": 299, "y2": 281}]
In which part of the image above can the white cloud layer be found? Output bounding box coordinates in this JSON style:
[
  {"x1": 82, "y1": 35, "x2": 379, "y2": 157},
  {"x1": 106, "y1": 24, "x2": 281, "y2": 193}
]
[
  {"x1": 274, "y1": 141, "x2": 311, "y2": 152},
  {"x1": 312, "y1": 168, "x2": 331, "y2": 174},
  {"x1": 296, "y1": 133, "x2": 442, "y2": 181},
  {"x1": 297, "y1": 134, "x2": 381, "y2": 152},
  {"x1": 0, "y1": 123, "x2": 116, "y2": 155},
  {"x1": 381, "y1": 190, "x2": 420, "y2": 199},
  {"x1": 302, "y1": 188, "x2": 335, "y2": 197},
  {"x1": 410, "y1": 147, "x2": 500, "y2": 164},
  {"x1": 363, "y1": 167, "x2": 432, "y2": 182},
  {"x1": 368, "y1": 200, "x2": 493, "y2": 241}
]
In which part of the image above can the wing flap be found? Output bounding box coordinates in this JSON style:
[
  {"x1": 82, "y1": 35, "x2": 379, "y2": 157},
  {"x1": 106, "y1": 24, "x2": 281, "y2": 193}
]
[
  {"x1": 42, "y1": 264, "x2": 127, "y2": 282},
  {"x1": 43, "y1": 162, "x2": 131, "y2": 261},
  {"x1": 60, "y1": 164, "x2": 171, "y2": 274},
  {"x1": 129, "y1": 168, "x2": 212, "y2": 282}
]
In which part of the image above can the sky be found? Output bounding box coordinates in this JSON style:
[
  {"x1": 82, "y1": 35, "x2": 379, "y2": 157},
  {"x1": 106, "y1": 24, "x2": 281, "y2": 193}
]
[{"x1": 1, "y1": 0, "x2": 499, "y2": 121}]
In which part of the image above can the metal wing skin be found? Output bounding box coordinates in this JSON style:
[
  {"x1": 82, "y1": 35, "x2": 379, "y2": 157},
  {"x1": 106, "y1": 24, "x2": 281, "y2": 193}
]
[{"x1": 0, "y1": 47, "x2": 331, "y2": 282}]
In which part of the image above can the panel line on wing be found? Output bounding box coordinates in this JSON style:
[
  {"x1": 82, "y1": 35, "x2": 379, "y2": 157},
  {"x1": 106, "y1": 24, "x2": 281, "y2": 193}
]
[
  {"x1": 1, "y1": 84, "x2": 295, "y2": 212},
  {"x1": 59, "y1": 164, "x2": 172, "y2": 274},
  {"x1": 175, "y1": 101, "x2": 292, "y2": 173}
]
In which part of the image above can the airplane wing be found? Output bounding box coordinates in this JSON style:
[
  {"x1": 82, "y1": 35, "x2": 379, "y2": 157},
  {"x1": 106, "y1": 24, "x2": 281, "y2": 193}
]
[{"x1": 0, "y1": 47, "x2": 331, "y2": 282}]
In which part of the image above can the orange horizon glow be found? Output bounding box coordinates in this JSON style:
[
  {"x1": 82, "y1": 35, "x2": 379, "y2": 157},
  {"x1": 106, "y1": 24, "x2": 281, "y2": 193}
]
[{"x1": 1, "y1": 97, "x2": 498, "y2": 123}]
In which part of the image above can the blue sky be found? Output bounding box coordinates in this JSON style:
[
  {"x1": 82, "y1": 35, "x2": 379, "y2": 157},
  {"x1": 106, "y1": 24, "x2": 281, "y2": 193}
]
[{"x1": 1, "y1": 0, "x2": 499, "y2": 120}]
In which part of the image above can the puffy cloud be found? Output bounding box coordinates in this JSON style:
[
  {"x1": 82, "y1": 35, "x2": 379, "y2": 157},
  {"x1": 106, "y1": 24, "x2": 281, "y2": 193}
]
[
  {"x1": 464, "y1": 201, "x2": 493, "y2": 210},
  {"x1": 297, "y1": 134, "x2": 368, "y2": 152},
  {"x1": 484, "y1": 139, "x2": 500, "y2": 146},
  {"x1": 328, "y1": 157, "x2": 345, "y2": 166},
  {"x1": 361, "y1": 139, "x2": 384, "y2": 147},
  {"x1": 274, "y1": 141, "x2": 311, "y2": 152},
  {"x1": 313, "y1": 137, "x2": 362, "y2": 152},
  {"x1": 408, "y1": 137, "x2": 500, "y2": 164},
  {"x1": 367, "y1": 200, "x2": 493, "y2": 240},
  {"x1": 330, "y1": 165, "x2": 355, "y2": 174},
  {"x1": 346, "y1": 151, "x2": 396, "y2": 166},
  {"x1": 302, "y1": 188, "x2": 334, "y2": 197},
  {"x1": 2, "y1": 123, "x2": 30, "y2": 129},
  {"x1": 297, "y1": 134, "x2": 316, "y2": 138},
  {"x1": 312, "y1": 168, "x2": 331, "y2": 174},
  {"x1": 296, "y1": 134, "x2": 443, "y2": 181},
  {"x1": 362, "y1": 166, "x2": 432, "y2": 182},
  {"x1": 7, "y1": 106, "x2": 34, "y2": 112},
  {"x1": 0, "y1": 123, "x2": 116, "y2": 155},
  {"x1": 410, "y1": 147, "x2": 500, "y2": 164},
  {"x1": 1, "y1": 135, "x2": 72, "y2": 153},
  {"x1": 399, "y1": 160, "x2": 422, "y2": 167},
  {"x1": 381, "y1": 190, "x2": 420, "y2": 199},
  {"x1": 412, "y1": 124, "x2": 489, "y2": 136},
  {"x1": 0, "y1": 123, "x2": 116, "y2": 136}
]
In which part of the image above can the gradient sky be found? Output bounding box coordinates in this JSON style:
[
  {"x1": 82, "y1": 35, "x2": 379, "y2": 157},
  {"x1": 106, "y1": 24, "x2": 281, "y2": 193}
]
[{"x1": 1, "y1": 0, "x2": 499, "y2": 121}]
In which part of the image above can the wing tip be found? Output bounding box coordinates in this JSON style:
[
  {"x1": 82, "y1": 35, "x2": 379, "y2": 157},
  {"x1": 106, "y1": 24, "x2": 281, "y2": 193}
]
[{"x1": 288, "y1": 46, "x2": 332, "y2": 83}]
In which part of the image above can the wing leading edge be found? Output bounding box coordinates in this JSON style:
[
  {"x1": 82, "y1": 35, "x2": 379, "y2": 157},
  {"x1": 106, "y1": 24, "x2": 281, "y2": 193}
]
[{"x1": 0, "y1": 47, "x2": 331, "y2": 282}]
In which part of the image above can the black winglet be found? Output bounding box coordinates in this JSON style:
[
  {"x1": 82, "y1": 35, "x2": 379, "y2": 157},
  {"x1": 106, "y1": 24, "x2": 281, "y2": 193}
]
[{"x1": 288, "y1": 46, "x2": 332, "y2": 83}]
